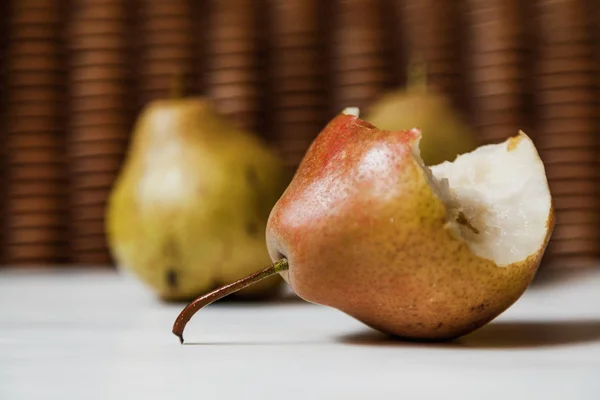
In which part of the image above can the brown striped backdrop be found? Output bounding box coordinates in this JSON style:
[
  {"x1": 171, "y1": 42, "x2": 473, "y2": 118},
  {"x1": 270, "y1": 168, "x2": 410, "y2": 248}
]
[{"x1": 1, "y1": 0, "x2": 599, "y2": 268}]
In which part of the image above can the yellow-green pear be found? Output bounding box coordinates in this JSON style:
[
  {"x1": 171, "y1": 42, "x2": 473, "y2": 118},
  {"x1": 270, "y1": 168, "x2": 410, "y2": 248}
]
[
  {"x1": 107, "y1": 98, "x2": 289, "y2": 301},
  {"x1": 364, "y1": 79, "x2": 476, "y2": 166}
]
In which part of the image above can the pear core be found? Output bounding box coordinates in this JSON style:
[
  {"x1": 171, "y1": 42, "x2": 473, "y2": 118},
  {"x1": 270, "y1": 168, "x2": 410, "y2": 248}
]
[{"x1": 420, "y1": 133, "x2": 552, "y2": 266}]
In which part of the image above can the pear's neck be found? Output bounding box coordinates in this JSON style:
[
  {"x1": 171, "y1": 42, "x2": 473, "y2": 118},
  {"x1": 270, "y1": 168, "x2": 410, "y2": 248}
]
[{"x1": 407, "y1": 61, "x2": 428, "y2": 93}]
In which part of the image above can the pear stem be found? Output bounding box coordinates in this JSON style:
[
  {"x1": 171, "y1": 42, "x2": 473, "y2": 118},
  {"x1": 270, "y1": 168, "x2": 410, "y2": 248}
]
[
  {"x1": 169, "y1": 71, "x2": 185, "y2": 99},
  {"x1": 407, "y1": 58, "x2": 427, "y2": 92},
  {"x1": 172, "y1": 258, "x2": 289, "y2": 344}
]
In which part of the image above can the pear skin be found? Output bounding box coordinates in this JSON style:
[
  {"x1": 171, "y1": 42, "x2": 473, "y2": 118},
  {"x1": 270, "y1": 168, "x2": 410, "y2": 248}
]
[{"x1": 107, "y1": 99, "x2": 289, "y2": 301}]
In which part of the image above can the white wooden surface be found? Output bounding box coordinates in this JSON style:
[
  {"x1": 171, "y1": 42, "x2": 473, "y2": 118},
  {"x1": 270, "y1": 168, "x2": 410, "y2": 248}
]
[{"x1": 0, "y1": 267, "x2": 599, "y2": 400}]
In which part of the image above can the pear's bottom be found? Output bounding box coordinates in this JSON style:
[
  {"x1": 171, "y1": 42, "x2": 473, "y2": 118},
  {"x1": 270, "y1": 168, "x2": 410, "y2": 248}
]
[{"x1": 359, "y1": 314, "x2": 500, "y2": 342}]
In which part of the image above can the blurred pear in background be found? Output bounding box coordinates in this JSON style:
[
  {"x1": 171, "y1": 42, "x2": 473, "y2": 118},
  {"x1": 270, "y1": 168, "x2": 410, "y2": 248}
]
[
  {"x1": 106, "y1": 96, "x2": 290, "y2": 301},
  {"x1": 364, "y1": 66, "x2": 477, "y2": 166}
]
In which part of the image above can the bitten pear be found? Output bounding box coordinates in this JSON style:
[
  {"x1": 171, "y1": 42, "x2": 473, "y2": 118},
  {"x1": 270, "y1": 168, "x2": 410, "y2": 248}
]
[{"x1": 173, "y1": 108, "x2": 553, "y2": 342}]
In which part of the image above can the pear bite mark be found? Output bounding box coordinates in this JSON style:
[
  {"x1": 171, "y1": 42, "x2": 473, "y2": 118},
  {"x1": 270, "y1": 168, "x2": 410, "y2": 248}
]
[{"x1": 427, "y1": 131, "x2": 552, "y2": 266}]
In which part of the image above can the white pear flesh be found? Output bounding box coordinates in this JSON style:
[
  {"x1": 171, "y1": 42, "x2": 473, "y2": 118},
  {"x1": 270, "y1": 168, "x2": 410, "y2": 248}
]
[{"x1": 427, "y1": 132, "x2": 552, "y2": 266}]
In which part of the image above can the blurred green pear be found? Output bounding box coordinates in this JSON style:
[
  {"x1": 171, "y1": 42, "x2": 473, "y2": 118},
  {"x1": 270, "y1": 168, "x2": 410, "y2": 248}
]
[
  {"x1": 364, "y1": 66, "x2": 477, "y2": 165},
  {"x1": 107, "y1": 98, "x2": 289, "y2": 301}
]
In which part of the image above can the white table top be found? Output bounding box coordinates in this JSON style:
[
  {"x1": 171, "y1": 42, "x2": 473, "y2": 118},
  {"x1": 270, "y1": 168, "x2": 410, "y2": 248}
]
[{"x1": 0, "y1": 267, "x2": 599, "y2": 400}]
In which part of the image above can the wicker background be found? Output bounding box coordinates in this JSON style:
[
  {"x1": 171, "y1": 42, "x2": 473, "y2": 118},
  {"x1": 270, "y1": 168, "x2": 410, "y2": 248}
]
[{"x1": 0, "y1": 0, "x2": 599, "y2": 268}]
